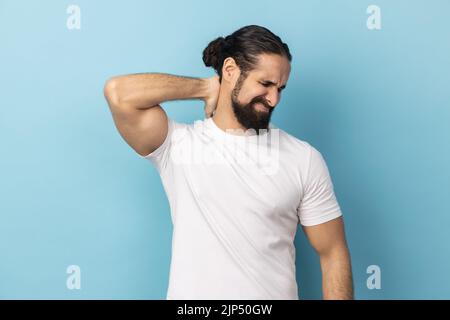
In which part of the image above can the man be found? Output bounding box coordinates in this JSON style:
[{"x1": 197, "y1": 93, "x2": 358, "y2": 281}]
[{"x1": 104, "y1": 25, "x2": 353, "y2": 300}]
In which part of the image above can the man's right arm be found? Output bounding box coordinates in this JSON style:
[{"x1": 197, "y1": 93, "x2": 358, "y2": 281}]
[{"x1": 103, "y1": 73, "x2": 213, "y2": 156}]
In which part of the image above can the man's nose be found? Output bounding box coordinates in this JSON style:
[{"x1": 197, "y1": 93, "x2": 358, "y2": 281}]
[{"x1": 265, "y1": 89, "x2": 280, "y2": 107}]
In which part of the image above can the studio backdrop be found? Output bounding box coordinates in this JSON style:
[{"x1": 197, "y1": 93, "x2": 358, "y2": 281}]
[{"x1": 1, "y1": 0, "x2": 449, "y2": 299}]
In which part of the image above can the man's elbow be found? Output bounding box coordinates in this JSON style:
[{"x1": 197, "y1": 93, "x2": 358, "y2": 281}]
[
  {"x1": 317, "y1": 243, "x2": 351, "y2": 264},
  {"x1": 103, "y1": 77, "x2": 122, "y2": 109}
]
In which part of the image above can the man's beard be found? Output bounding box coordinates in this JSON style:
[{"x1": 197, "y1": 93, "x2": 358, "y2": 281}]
[{"x1": 230, "y1": 76, "x2": 274, "y2": 133}]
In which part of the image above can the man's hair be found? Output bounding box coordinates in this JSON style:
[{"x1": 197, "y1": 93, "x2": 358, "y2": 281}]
[{"x1": 202, "y1": 25, "x2": 292, "y2": 82}]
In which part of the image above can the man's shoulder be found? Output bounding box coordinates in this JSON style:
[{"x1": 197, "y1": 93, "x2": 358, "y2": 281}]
[
  {"x1": 168, "y1": 117, "x2": 206, "y2": 130},
  {"x1": 167, "y1": 118, "x2": 208, "y2": 144},
  {"x1": 271, "y1": 122, "x2": 313, "y2": 154}
]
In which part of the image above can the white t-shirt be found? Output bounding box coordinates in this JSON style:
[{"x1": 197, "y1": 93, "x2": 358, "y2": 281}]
[{"x1": 139, "y1": 117, "x2": 342, "y2": 300}]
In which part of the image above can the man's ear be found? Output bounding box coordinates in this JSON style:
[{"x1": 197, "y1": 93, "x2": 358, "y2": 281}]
[{"x1": 222, "y1": 57, "x2": 240, "y2": 85}]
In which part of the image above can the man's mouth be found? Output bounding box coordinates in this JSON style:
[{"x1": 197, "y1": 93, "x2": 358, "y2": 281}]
[{"x1": 254, "y1": 102, "x2": 270, "y2": 113}]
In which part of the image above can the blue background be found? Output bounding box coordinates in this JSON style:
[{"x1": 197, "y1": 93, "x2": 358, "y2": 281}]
[{"x1": 1, "y1": 0, "x2": 449, "y2": 299}]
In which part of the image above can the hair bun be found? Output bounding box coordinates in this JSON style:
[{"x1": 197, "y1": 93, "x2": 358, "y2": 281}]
[{"x1": 202, "y1": 36, "x2": 226, "y2": 70}]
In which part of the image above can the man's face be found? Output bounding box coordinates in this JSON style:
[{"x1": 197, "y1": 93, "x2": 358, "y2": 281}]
[{"x1": 230, "y1": 53, "x2": 291, "y2": 132}]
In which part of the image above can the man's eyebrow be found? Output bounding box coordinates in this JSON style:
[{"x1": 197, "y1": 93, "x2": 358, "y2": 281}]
[{"x1": 263, "y1": 80, "x2": 287, "y2": 90}]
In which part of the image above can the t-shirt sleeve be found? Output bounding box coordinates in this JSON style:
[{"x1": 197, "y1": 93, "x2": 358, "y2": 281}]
[
  {"x1": 297, "y1": 145, "x2": 343, "y2": 226},
  {"x1": 138, "y1": 118, "x2": 176, "y2": 173}
]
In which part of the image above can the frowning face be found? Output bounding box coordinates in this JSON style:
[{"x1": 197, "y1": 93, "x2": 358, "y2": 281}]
[{"x1": 231, "y1": 53, "x2": 291, "y2": 132}]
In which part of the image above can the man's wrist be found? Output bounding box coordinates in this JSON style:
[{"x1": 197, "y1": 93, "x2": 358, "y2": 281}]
[{"x1": 199, "y1": 77, "x2": 211, "y2": 102}]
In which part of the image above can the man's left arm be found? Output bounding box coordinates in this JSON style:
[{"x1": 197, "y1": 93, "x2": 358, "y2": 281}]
[{"x1": 302, "y1": 216, "x2": 354, "y2": 300}]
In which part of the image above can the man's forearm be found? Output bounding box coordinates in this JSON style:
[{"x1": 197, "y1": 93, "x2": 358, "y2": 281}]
[
  {"x1": 106, "y1": 73, "x2": 209, "y2": 110},
  {"x1": 320, "y1": 247, "x2": 354, "y2": 300}
]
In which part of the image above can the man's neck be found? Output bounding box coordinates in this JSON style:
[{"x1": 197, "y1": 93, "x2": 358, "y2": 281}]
[{"x1": 211, "y1": 97, "x2": 246, "y2": 133}]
